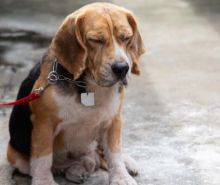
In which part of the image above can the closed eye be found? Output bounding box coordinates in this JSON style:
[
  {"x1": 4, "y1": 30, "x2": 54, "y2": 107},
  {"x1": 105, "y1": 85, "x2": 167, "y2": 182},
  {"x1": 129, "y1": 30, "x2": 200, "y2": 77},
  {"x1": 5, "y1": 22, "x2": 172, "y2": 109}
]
[
  {"x1": 88, "y1": 38, "x2": 106, "y2": 45},
  {"x1": 119, "y1": 35, "x2": 132, "y2": 42},
  {"x1": 121, "y1": 36, "x2": 131, "y2": 42}
]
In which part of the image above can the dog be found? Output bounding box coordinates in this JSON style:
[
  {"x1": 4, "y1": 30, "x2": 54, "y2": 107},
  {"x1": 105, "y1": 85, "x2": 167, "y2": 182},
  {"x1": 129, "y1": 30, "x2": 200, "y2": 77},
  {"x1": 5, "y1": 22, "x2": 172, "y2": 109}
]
[{"x1": 7, "y1": 3, "x2": 145, "y2": 185}]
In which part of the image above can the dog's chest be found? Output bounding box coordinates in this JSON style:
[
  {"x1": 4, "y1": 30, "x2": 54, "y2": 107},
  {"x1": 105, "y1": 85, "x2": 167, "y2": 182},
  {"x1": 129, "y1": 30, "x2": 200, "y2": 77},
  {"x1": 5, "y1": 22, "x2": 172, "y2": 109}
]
[{"x1": 53, "y1": 86, "x2": 120, "y2": 153}]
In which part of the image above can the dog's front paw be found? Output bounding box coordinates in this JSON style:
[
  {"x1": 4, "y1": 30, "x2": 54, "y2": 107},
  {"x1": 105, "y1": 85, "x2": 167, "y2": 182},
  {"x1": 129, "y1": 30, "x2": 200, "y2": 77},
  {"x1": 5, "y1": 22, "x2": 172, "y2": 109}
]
[
  {"x1": 32, "y1": 176, "x2": 58, "y2": 185},
  {"x1": 81, "y1": 155, "x2": 97, "y2": 173},
  {"x1": 123, "y1": 154, "x2": 139, "y2": 176},
  {"x1": 65, "y1": 163, "x2": 88, "y2": 183},
  {"x1": 109, "y1": 167, "x2": 137, "y2": 185},
  {"x1": 110, "y1": 175, "x2": 137, "y2": 185},
  {"x1": 32, "y1": 182, "x2": 58, "y2": 185}
]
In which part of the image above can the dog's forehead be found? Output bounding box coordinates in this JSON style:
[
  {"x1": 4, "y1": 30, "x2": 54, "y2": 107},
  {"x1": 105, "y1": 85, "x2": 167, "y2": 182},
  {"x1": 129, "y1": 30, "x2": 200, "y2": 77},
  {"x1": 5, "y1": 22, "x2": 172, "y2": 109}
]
[
  {"x1": 82, "y1": 8, "x2": 132, "y2": 35},
  {"x1": 110, "y1": 11, "x2": 133, "y2": 35}
]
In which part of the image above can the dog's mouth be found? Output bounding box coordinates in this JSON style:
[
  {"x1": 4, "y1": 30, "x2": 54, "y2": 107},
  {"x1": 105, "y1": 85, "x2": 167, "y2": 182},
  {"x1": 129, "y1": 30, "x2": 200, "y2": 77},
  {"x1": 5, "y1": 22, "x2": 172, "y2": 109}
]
[
  {"x1": 86, "y1": 70, "x2": 128, "y2": 88},
  {"x1": 96, "y1": 77, "x2": 128, "y2": 87},
  {"x1": 121, "y1": 77, "x2": 128, "y2": 86}
]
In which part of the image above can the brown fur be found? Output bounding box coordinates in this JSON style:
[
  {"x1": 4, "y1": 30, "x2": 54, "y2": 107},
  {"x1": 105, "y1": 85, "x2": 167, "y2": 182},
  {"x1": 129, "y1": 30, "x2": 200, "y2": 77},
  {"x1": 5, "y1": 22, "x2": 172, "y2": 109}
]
[
  {"x1": 7, "y1": 144, "x2": 29, "y2": 166},
  {"x1": 107, "y1": 88, "x2": 124, "y2": 153}
]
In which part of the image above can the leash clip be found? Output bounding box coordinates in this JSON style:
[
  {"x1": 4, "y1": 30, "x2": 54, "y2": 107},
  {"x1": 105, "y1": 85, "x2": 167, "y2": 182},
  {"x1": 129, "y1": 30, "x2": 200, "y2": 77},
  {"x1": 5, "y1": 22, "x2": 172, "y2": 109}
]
[{"x1": 33, "y1": 87, "x2": 45, "y2": 95}]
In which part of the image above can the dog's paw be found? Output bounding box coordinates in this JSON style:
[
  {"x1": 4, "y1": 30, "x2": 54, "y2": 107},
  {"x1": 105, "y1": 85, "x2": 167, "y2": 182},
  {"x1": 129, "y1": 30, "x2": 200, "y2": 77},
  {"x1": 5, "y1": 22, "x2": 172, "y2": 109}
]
[
  {"x1": 32, "y1": 182, "x2": 58, "y2": 185},
  {"x1": 109, "y1": 167, "x2": 137, "y2": 185},
  {"x1": 110, "y1": 174, "x2": 137, "y2": 185},
  {"x1": 123, "y1": 154, "x2": 139, "y2": 176},
  {"x1": 81, "y1": 155, "x2": 97, "y2": 173},
  {"x1": 65, "y1": 163, "x2": 88, "y2": 183},
  {"x1": 32, "y1": 177, "x2": 58, "y2": 185}
]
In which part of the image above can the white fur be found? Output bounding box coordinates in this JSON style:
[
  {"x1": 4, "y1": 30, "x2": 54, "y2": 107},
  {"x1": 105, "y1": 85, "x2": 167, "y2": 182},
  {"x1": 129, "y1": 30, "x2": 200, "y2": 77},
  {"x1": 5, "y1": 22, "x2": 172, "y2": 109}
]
[
  {"x1": 106, "y1": 151, "x2": 137, "y2": 185},
  {"x1": 109, "y1": 166, "x2": 137, "y2": 185},
  {"x1": 113, "y1": 38, "x2": 132, "y2": 78},
  {"x1": 106, "y1": 152, "x2": 137, "y2": 185},
  {"x1": 105, "y1": 148, "x2": 125, "y2": 169},
  {"x1": 123, "y1": 154, "x2": 138, "y2": 176},
  {"x1": 113, "y1": 38, "x2": 130, "y2": 67},
  {"x1": 31, "y1": 154, "x2": 57, "y2": 185},
  {"x1": 53, "y1": 82, "x2": 120, "y2": 158},
  {"x1": 52, "y1": 79, "x2": 137, "y2": 185},
  {"x1": 14, "y1": 159, "x2": 30, "y2": 175}
]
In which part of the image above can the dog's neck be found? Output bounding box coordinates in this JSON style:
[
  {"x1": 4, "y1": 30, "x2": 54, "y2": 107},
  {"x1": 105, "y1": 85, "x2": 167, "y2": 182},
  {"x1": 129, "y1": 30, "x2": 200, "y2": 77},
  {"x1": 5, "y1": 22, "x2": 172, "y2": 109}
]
[
  {"x1": 48, "y1": 58, "x2": 122, "y2": 96},
  {"x1": 46, "y1": 59, "x2": 87, "y2": 94}
]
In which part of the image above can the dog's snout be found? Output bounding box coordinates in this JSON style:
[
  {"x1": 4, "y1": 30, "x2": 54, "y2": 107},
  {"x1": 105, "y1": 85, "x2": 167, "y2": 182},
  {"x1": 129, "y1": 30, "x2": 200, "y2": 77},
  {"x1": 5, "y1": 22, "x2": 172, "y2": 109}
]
[{"x1": 111, "y1": 62, "x2": 129, "y2": 79}]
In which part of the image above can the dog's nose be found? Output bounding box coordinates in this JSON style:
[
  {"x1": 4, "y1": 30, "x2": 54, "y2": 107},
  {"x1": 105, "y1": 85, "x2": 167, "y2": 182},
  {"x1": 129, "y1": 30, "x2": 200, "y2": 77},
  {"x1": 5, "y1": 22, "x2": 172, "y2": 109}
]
[{"x1": 111, "y1": 62, "x2": 129, "y2": 79}]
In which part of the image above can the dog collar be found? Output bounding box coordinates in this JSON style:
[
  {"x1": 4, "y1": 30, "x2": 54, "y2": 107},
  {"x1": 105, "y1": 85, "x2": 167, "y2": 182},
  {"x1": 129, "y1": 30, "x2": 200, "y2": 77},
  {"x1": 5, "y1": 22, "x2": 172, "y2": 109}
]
[
  {"x1": 47, "y1": 58, "x2": 87, "y2": 90},
  {"x1": 47, "y1": 58, "x2": 95, "y2": 106}
]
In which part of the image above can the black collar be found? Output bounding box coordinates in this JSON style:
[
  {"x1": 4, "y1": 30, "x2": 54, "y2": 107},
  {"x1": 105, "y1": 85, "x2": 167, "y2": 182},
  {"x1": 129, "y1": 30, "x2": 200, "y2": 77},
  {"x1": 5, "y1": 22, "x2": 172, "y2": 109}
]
[
  {"x1": 47, "y1": 58, "x2": 87, "y2": 94},
  {"x1": 55, "y1": 60, "x2": 74, "y2": 80}
]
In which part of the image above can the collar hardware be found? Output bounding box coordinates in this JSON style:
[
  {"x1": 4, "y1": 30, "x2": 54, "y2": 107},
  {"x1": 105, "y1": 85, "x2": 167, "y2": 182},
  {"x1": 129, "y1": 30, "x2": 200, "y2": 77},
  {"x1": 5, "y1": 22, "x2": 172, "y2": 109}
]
[{"x1": 47, "y1": 58, "x2": 87, "y2": 89}]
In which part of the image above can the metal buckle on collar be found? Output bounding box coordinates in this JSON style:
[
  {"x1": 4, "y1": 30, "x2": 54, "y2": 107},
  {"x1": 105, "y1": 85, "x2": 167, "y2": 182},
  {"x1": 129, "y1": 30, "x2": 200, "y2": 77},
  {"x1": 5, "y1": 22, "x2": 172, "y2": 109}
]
[
  {"x1": 47, "y1": 59, "x2": 59, "y2": 84},
  {"x1": 47, "y1": 58, "x2": 87, "y2": 89},
  {"x1": 48, "y1": 71, "x2": 59, "y2": 84}
]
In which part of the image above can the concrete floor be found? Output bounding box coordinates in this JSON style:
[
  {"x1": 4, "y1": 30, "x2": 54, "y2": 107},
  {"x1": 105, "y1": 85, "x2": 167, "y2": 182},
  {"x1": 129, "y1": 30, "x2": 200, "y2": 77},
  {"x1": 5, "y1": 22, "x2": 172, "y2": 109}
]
[{"x1": 0, "y1": 0, "x2": 220, "y2": 185}]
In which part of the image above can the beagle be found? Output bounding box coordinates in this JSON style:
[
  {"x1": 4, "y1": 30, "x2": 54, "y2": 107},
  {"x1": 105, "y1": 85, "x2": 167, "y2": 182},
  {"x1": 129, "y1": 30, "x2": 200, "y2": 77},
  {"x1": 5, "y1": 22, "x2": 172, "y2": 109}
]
[{"x1": 7, "y1": 3, "x2": 145, "y2": 185}]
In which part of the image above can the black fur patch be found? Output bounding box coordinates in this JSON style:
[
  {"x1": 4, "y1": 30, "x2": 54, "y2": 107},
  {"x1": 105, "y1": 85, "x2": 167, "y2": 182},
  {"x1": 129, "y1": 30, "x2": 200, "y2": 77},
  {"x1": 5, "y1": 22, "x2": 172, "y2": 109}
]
[{"x1": 9, "y1": 62, "x2": 40, "y2": 156}]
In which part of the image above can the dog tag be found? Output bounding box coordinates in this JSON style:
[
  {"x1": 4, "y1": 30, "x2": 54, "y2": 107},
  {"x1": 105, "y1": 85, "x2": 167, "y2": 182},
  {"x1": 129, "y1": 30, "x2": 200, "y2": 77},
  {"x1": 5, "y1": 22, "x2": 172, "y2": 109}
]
[{"x1": 81, "y1": 92, "x2": 95, "y2": 106}]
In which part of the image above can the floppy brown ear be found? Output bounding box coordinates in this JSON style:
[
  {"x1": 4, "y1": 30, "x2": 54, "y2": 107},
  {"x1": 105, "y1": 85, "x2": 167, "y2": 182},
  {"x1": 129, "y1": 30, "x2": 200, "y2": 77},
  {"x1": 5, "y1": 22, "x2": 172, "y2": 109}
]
[
  {"x1": 126, "y1": 12, "x2": 145, "y2": 75},
  {"x1": 51, "y1": 15, "x2": 87, "y2": 79}
]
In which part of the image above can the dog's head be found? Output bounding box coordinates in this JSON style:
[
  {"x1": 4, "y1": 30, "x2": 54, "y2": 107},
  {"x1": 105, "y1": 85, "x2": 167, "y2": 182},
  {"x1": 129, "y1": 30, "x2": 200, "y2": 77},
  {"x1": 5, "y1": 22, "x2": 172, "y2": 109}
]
[{"x1": 51, "y1": 3, "x2": 145, "y2": 87}]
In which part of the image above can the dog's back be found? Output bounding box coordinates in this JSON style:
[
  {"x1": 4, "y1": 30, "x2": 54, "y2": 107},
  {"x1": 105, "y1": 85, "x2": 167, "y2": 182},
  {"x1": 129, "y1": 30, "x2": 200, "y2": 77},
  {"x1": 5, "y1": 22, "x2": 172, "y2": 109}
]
[{"x1": 9, "y1": 62, "x2": 40, "y2": 156}]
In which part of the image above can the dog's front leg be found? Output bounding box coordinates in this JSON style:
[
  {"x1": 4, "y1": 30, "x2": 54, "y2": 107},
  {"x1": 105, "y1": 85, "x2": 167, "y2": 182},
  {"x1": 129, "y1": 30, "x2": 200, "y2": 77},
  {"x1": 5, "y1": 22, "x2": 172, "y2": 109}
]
[
  {"x1": 104, "y1": 114, "x2": 137, "y2": 185},
  {"x1": 30, "y1": 120, "x2": 58, "y2": 185}
]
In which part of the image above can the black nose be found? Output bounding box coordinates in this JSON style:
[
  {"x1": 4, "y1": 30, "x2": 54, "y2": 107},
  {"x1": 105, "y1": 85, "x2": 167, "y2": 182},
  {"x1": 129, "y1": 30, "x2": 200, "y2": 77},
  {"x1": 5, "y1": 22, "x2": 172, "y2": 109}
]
[{"x1": 111, "y1": 62, "x2": 129, "y2": 79}]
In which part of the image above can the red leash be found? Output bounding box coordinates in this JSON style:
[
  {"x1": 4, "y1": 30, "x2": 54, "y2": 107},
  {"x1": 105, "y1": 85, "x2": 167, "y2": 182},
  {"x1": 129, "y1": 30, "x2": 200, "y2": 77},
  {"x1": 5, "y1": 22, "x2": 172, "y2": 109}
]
[
  {"x1": 0, "y1": 92, "x2": 40, "y2": 106},
  {"x1": 0, "y1": 86, "x2": 47, "y2": 107}
]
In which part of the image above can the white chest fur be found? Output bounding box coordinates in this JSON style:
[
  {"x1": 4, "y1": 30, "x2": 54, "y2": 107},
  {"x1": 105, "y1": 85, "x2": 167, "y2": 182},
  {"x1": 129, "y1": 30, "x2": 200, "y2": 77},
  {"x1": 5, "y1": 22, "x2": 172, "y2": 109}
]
[{"x1": 53, "y1": 84, "x2": 121, "y2": 154}]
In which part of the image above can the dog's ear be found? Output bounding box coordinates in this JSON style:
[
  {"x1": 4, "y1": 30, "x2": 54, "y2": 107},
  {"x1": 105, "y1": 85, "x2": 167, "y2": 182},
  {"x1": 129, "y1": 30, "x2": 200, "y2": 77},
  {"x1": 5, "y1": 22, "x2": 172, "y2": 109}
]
[
  {"x1": 126, "y1": 12, "x2": 145, "y2": 75},
  {"x1": 51, "y1": 15, "x2": 87, "y2": 79}
]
